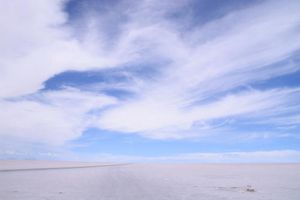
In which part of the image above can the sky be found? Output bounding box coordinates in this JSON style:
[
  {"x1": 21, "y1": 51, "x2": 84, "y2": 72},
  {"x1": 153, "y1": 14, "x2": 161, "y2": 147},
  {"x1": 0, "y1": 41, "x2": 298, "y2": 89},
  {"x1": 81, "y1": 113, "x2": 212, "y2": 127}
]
[{"x1": 1, "y1": 0, "x2": 300, "y2": 163}]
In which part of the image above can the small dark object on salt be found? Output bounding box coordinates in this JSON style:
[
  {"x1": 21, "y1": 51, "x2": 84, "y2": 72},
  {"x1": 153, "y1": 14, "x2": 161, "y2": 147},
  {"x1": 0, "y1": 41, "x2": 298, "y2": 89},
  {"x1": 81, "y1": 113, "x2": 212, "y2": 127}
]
[{"x1": 246, "y1": 188, "x2": 255, "y2": 192}]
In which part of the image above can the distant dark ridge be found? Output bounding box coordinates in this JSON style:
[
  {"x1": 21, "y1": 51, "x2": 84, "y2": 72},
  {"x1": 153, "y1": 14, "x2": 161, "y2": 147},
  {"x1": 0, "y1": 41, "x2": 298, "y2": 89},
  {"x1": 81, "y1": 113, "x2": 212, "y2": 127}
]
[{"x1": 0, "y1": 163, "x2": 130, "y2": 173}]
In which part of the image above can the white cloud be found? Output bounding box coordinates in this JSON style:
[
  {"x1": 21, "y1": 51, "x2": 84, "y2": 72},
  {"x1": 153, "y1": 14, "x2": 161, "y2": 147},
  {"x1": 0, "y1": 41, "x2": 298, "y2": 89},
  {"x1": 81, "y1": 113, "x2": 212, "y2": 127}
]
[
  {"x1": 0, "y1": 89, "x2": 117, "y2": 145},
  {"x1": 0, "y1": 0, "x2": 137, "y2": 98},
  {"x1": 170, "y1": 150, "x2": 300, "y2": 163},
  {"x1": 0, "y1": 0, "x2": 300, "y2": 148},
  {"x1": 77, "y1": 150, "x2": 300, "y2": 163},
  {"x1": 94, "y1": 0, "x2": 300, "y2": 139},
  {"x1": 98, "y1": 87, "x2": 300, "y2": 139}
]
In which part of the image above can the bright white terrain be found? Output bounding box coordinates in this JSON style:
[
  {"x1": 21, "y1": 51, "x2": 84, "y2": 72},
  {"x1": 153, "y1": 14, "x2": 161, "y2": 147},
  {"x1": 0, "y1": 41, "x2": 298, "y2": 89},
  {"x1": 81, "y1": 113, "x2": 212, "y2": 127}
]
[{"x1": 0, "y1": 161, "x2": 299, "y2": 200}]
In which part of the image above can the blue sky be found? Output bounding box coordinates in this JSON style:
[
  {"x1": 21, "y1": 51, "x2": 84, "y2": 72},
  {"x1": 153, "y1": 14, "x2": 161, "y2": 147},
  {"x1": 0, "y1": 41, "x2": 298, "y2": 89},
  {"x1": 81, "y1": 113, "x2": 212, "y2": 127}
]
[{"x1": 0, "y1": 0, "x2": 300, "y2": 162}]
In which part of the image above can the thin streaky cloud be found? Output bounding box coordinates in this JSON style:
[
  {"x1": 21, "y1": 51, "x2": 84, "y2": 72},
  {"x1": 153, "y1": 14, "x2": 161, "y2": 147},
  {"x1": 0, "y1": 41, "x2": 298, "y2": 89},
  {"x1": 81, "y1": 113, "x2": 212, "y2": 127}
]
[{"x1": 0, "y1": 0, "x2": 300, "y2": 162}]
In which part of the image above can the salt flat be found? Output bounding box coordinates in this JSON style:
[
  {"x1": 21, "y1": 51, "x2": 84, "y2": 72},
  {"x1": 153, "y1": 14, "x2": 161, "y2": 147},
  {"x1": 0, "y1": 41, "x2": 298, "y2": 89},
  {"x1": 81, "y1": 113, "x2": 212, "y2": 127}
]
[{"x1": 0, "y1": 161, "x2": 299, "y2": 200}]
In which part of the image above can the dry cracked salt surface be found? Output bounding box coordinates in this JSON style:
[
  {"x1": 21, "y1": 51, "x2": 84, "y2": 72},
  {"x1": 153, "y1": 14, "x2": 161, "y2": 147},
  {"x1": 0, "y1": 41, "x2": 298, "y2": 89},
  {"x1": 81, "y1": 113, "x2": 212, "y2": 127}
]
[{"x1": 0, "y1": 161, "x2": 300, "y2": 200}]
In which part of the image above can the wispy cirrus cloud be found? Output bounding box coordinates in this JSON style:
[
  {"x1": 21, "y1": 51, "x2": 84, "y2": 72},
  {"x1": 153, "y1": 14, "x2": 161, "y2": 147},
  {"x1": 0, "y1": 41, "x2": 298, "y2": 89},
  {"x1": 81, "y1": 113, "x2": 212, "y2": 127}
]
[
  {"x1": 0, "y1": 88, "x2": 116, "y2": 145},
  {"x1": 97, "y1": 87, "x2": 300, "y2": 139},
  {"x1": 88, "y1": 0, "x2": 300, "y2": 139},
  {"x1": 0, "y1": 0, "x2": 300, "y2": 161}
]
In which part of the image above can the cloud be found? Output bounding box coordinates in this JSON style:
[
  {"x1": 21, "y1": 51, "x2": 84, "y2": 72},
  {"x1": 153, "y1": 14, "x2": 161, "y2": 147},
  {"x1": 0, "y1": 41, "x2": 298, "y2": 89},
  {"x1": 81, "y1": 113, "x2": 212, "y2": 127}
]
[
  {"x1": 90, "y1": 0, "x2": 300, "y2": 139},
  {"x1": 0, "y1": 0, "x2": 137, "y2": 98},
  {"x1": 0, "y1": 88, "x2": 116, "y2": 145},
  {"x1": 97, "y1": 87, "x2": 300, "y2": 139},
  {"x1": 171, "y1": 150, "x2": 300, "y2": 163},
  {"x1": 0, "y1": 0, "x2": 300, "y2": 153},
  {"x1": 75, "y1": 150, "x2": 300, "y2": 163}
]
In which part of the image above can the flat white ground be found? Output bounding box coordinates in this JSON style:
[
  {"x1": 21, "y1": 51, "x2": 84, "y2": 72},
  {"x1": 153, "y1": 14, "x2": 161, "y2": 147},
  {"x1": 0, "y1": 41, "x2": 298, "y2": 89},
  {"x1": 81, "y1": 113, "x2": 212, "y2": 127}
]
[{"x1": 0, "y1": 161, "x2": 299, "y2": 200}]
